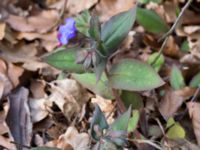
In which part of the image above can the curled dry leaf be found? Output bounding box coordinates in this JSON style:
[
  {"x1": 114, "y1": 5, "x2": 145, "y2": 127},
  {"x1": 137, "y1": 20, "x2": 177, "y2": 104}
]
[
  {"x1": 5, "y1": 10, "x2": 59, "y2": 33},
  {"x1": 46, "y1": 126, "x2": 89, "y2": 150},
  {"x1": 29, "y1": 79, "x2": 89, "y2": 123},
  {"x1": 48, "y1": 79, "x2": 88, "y2": 120},
  {"x1": 187, "y1": 102, "x2": 200, "y2": 146},
  {"x1": 159, "y1": 87, "x2": 195, "y2": 119}
]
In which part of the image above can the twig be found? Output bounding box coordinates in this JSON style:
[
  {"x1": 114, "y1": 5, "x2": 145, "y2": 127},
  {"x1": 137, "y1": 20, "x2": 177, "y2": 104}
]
[
  {"x1": 155, "y1": 118, "x2": 165, "y2": 136},
  {"x1": 129, "y1": 139, "x2": 163, "y2": 150},
  {"x1": 191, "y1": 85, "x2": 200, "y2": 102},
  {"x1": 159, "y1": 0, "x2": 193, "y2": 41},
  {"x1": 150, "y1": 36, "x2": 168, "y2": 66},
  {"x1": 10, "y1": 141, "x2": 30, "y2": 149},
  {"x1": 151, "y1": 0, "x2": 193, "y2": 66}
]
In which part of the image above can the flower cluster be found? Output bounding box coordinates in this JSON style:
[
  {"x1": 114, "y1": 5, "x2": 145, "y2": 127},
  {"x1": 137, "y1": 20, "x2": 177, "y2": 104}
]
[{"x1": 57, "y1": 18, "x2": 77, "y2": 46}]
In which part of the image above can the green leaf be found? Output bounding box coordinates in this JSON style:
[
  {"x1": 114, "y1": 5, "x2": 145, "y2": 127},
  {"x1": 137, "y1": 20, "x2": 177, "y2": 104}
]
[
  {"x1": 110, "y1": 106, "x2": 131, "y2": 131},
  {"x1": 30, "y1": 147, "x2": 60, "y2": 150},
  {"x1": 109, "y1": 59, "x2": 165, "y2": 91},
  {"x1": 90, "y1": 104, "x2": 108, "y2": 141},
  {"x1": 75, "y1": 10, "x2": 91, "y2": 37},
  {"x1": 43, "y1": 47, "x2": 84, "y2": 73},
  {"x1": 189, "y1": 72, "x2": 200, "y2": 88},
  {"x1": 180, "y1": 40, "x2": 190, "y2": 53},
  {"x1": 166, "y1": 117, "x2": 176, "y2": 128},
  {"x1": 147, "y1": 52, "x2": 165, "y2": 72},
  {"x1": 170, "y1": 65, "x2": 185, "y2": 90},
  {"x1": 101, "y1": 6, "x2": 137, "y2": 56},
  {"x1": 120, "y1": 91, "x2": 143, "y2": 109},
  {"x1": 128, "y1": 110, "x2": 140, "y2": 132},
  {"x1": 89, "y1": 15, "x2": 101, "y2": 41},
  {"x1": 136, "y1": 8, "x2": 168, "y2": 34},
  {"x1": 72, "y1": 73, "x2": 114, "y2": 99},
  {"x1": 167, "y1": 123, "x2": 185, "y2": 140}
]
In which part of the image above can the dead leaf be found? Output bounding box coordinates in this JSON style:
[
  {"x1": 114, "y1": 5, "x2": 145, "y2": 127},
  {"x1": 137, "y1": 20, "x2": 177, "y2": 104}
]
[
  {"x1": 67, "y1": 0, "x2": 98, "y2": 15},
  {"x1": 187, "y1": 102, "x2": 200, "y2": 146},
  {"x1": 48, "y1": 79, "x2": 88, "y2": 120},
  {"x1": 5, "y1": 10, "x2": 59, "y2": 33},
  {"x1": 29, "y1": 98, "x2": 49, "y2": 123},
  {"x1": 7, "y1": 63, "x2": 24, "y2": 87},
  {"x1": 0, "y1": 23, "x2": 6, "y2": 40},
  {"x1": 96, "y1": 0, "x2": 137, "y2": 21},
  {"x1": 0, "y1": 135, "x2": 16, "y2": 150},
  {"x1": 46, "y1": 126, "x2": 89, "y2": 150},
  {"x1": 16, "y1": 31, "x2": 57, "y2": 42},
  {"x1": 91, "y1": 95, "x2": 114, "y2": 124},
  {"x1": 30, "y1": 80, "x2": 46, "y2": 99},
  {"x1": 159, "y1": 87, "x2": 195, "y2": 120},
  {"x1": 6, "y1": 87, "x2": 32, "y2": 148},
  {"x1": 0, "y1": 59, "x2": 13, "y2": 96}
]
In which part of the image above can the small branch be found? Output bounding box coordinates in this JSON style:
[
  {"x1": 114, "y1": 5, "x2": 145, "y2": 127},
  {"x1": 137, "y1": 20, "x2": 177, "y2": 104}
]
[
  {"x1": 159, "y1": 0, "x2": 193, "y2": 41},
  {"x1": 10, "y1": 141, "x2": 30, "y2": 149},
  {"x1": 151, "y1": 0, "x2": 193, "y2": 66},
  {"x1": 150, "y1": 36, "x2": 168, "y2": 66},
  {"x1": 191, "y1": 85, "x2": 200, "y2": 102},
  {"x1": 129, "y1": 139, "x2": 163, "y2": 150}
]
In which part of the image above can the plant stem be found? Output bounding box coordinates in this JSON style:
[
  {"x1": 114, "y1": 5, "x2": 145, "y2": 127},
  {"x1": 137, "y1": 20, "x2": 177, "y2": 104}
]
[
  {"x1": 151, "y1": 0, "x2": 193, "y2": 66},
  {"x1": 104, "y1": 68, "x2": 126, "y2": 113}
]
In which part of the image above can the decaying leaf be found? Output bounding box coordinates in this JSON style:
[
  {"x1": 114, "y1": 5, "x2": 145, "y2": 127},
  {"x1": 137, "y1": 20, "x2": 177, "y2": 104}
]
[
  {"x1": 0, "y1": 23, "x2": 6, "y2": 40},
  {"x1": 29, "y1": 78, "x2": 89, "y2": 122},
  {"x1": 46, "y1": 126, "x2": 89, "y2": 150},
  {"x1": 68, "y1": 0, "x2": 98, "y2": 15},
  {"x1": 91, "y1": 95, "x2": 114, "y2": 124},
  {"x1": 96, "y1": 0, "x2": 137, "y2": 21},
  {"x1": 159, "y1": 87, "x2": 195, "y2": 119},
  {"x1": 5, "y1": 10, "x2": 59, "y2": 33},
  {"x1": 6, "y1": 87, "x2": 32, "y2": 149},
  {"x1": 187, "y1": 102, "x2": 200, "y2": 146}
]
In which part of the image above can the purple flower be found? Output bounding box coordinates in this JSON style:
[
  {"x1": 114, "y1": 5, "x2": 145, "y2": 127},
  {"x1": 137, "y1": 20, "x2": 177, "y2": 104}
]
[{"x1": 57, "y1": 18, "x2": 77, "y2": 46}]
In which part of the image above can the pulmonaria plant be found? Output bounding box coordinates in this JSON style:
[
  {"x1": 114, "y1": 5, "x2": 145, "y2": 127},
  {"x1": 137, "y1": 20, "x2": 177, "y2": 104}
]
[
  {"x1": 44, "y1": 5, "x2": 165, "y2": 150},
  {"x1": 44, "y1": 5, "x2": 164, "y2": 101}
]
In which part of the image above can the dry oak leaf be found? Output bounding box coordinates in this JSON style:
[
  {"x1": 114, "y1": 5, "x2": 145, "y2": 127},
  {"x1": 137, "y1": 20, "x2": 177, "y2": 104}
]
[
  {"x1": 96, "y1": 0, "x2": 137, "y2": 21},
  {"x1": 5, "y1": 10, "x2": 59, "y2": 33},
  {"x1": 46, "y1": 126, "x2": 89, "y2": 150},
  {"x1": 187, "y1": 102, "x2": 200, "y2": 146},
  {"x1": 159, "y1": 87, "x2": 195, "y2": 120}
]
